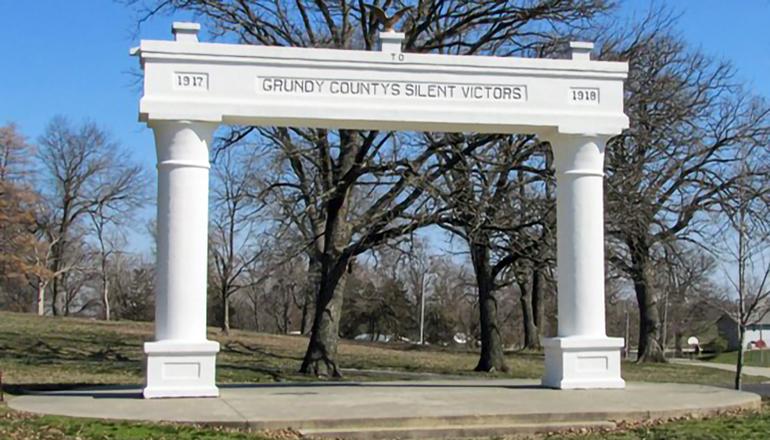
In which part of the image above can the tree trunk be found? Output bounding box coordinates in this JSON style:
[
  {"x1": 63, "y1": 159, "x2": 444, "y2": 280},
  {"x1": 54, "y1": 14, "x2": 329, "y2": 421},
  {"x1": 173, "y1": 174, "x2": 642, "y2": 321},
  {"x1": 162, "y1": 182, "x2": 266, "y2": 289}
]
[
  {"x1": 518, "y1": 265, "x2": 541, "y2": 350},
  {"x1": 282, "y1": 292, "x2": 291, "y2": 334},
  {"x1": 63, "y1": 282, "x2": 72, "y2": 317},
  {"x1": 252, "y1": 293, "x2": 260, "y2": 332},
  {"x1": 519, "y1": 286, "x2": 539, "y2": 349},
  {"x1": 50, "y1": 277, "x2": 59, "y2": 316},
  {"x1": 102, "y1": 277, "x2": 110, "y2": 321},
  {"x1": 470, "y1": 240, "x2": 508, "y2": 372},
  {"x1": 532, "y1": 265, "x2": 545, "y2": 335},
  {"x1": 300, "y1": 263, "x2": 347, "y2": 377},
  {"x1": 222, "y1": 292, "x2": 230, "y2": 335},
  {"x1": 36, "y1": 280, "x2": 46, "y2": 316},
  {"x1": 50, "y1": 228, "x2": 69, "y2": 317},
  {"x1": 299, "y1": 161, "x2": 355, "y2": 377},
  {"x1": 674, "y1": 328, "x2": 683, "y2": 357},
  {"x1": 736, "y1": 324, "x2": 745, "y2": 390},
  {"x1": 300, "y1": 301, "x2": 310, "y2": 335},
  {"x1": 301, "y1": 257, "x2": 320, "y2": 335},
  {"x1": 630, "y1": 241, "x2": 666, "y2": 362}
]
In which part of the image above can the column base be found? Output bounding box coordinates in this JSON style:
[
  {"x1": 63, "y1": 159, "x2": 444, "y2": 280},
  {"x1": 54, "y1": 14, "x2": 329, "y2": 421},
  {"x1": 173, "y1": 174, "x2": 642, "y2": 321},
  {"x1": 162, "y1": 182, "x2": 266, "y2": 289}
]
[
  {"x1": 143, "y1": 340, "x2": 220, "y2": 399},
  {"x1": 542, "y1": 337, "x2": 625, "y2": 389}
]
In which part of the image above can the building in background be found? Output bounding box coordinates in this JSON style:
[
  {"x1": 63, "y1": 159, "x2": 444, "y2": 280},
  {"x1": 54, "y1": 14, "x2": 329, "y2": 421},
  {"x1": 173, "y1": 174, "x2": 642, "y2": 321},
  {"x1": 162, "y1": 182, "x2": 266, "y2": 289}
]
[{"x1": 717, "y1": 313, "x2": 770, "y2": 351}]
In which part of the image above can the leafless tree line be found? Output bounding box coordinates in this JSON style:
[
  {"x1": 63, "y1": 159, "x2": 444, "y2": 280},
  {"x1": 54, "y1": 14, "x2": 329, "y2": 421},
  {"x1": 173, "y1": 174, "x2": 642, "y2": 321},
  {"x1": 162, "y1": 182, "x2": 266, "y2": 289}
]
[
  {"x1": 0, "y1": 117, "x2": 152, "y2": 320},
  {"x1": 1, "y1": 2, "x2": 768, "y2": 384}
]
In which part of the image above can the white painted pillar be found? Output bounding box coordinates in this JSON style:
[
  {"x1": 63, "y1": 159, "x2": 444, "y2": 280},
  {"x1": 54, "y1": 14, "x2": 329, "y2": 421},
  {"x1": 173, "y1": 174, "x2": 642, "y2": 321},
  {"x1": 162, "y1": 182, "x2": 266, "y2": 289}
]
[
  {"x1": 542, "y1": 133, "x2": 625, "y2": 389},
  {"x1": 143, "y1": 120, "x2": 220, "y2": 399}
]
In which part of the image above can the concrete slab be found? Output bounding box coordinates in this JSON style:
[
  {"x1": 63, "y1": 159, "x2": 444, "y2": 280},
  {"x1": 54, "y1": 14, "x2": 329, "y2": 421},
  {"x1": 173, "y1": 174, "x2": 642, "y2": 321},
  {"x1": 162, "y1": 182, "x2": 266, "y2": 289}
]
[{"x1": 8, "y1": 380, "x2": 761, "y2": 438}]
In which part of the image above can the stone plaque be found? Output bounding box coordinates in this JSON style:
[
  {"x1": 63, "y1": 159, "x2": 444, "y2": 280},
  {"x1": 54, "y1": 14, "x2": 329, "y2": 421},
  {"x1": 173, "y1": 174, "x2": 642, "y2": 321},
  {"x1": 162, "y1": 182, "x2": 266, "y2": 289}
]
[
  {"x1": 174, "y1": 72, "x2": 209, "y2": 91},
  {"x1": 569, "y1": 87, "x2": 599, "y2": 105}
]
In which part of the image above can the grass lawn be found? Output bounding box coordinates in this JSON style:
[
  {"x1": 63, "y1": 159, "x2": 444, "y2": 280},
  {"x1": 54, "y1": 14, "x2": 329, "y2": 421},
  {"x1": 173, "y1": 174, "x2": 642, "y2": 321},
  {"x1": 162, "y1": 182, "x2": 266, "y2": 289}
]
[
  {"x1": 1, "y1": 310, "x2": 767, "y2": 439},
  {"x1": 0, "y1": 311, "x2": 758, "y2": 390},
  {"x1": 705, "y1": 350, "x2": 770, "y2": 368}
]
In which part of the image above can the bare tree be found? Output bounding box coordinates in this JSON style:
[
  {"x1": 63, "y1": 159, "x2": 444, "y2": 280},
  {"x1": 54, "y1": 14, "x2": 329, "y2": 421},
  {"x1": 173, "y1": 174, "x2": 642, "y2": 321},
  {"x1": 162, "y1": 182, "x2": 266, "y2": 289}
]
[
  {"x1": 656, "y1": 245, "x2": 720, "y2": 356},
  {"x1": 111, "y1": 253, "x2": 156, "y2": 321},
  {"x1": 423, "y1": 256, "x2": 477, "y2": 345},
  {"x1": 713, "y1": 144, "x2": 770, "y2": 390},
  {"x1": 87, "y1": 165, "x2": 149, "y2": 320},
  {"x1": 261, "y1": 259, "x2": 304, "y2": 334},
  {"x1": 437, "y1": 136, "x2": 550, "y2": 370},
  {"x1": 37, "y1": 117, "x2": 147, "y2": 316},
  {"x1": 130, "y1": 0, "x2": 614, "y2": 376},
  {"x1": 209, "y1": 144, "x2": 267, "y2": 334},
  {"x1": 599, "y1": 13, "x2": 770, "y2": 362},
  {"x1": 400, "y1": 240, "x2": 432, "y2": 344}
]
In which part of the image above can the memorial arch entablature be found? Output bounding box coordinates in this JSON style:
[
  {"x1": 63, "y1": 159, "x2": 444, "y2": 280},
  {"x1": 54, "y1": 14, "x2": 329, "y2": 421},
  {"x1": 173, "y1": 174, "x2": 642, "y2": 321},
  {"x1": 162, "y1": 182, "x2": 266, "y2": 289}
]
[{"x1": 133, "y1": 22, "x2": 629, "y2": 399}]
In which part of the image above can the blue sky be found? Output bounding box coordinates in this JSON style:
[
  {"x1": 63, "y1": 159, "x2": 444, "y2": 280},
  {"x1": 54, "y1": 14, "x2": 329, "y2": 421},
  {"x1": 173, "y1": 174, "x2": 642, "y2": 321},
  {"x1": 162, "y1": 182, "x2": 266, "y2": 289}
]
[{"x1": 1, "y1": 0, "x2": 768, "y2": 254}]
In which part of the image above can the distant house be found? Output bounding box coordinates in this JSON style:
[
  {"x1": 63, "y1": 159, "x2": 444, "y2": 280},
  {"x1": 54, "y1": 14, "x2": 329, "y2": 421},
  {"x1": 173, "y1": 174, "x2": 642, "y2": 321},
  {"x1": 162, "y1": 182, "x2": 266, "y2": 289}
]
[{"x1": 717, "y1": 313, "x2": 770, "y2": 351}]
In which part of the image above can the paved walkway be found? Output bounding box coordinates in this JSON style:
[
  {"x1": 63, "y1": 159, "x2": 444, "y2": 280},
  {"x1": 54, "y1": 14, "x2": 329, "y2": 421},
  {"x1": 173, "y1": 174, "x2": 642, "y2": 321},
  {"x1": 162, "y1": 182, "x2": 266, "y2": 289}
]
[
  {"x1": 671, "y1": 359, "x2": 770, "y2": 379},
  {"x1": 8, "y1": 379, "x2": 760, "y2": 438}
]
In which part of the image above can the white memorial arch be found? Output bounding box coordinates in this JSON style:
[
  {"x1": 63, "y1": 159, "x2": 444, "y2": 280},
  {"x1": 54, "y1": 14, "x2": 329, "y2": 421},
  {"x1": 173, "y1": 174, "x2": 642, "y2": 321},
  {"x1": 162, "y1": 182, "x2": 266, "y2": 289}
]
[{"x1": 133, "y1": 22, "x2": 628, "y2": 398}]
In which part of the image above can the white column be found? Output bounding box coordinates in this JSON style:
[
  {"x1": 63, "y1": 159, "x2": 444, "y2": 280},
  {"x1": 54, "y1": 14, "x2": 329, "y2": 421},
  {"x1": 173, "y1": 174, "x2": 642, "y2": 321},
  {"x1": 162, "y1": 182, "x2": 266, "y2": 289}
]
[
  {"x1": 542, "y1": 133, "x2": 625, "y2": 389},
  {"x1": 143, "y1": 120, "x2": 220, "y2": 399}
]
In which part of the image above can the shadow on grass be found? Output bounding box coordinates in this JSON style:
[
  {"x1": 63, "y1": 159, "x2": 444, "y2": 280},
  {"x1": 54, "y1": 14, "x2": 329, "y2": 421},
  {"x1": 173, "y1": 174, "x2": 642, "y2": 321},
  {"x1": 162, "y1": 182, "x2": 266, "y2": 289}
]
[
  {"x1": 0, "y1": 336, "x2": 143, "y2": 366},
  {"x1": 217, "y1": 362, "x2": 292, "y2": 381},
  {"x1": 222, "y1": 341, "x2": 303, "y2": 362}
]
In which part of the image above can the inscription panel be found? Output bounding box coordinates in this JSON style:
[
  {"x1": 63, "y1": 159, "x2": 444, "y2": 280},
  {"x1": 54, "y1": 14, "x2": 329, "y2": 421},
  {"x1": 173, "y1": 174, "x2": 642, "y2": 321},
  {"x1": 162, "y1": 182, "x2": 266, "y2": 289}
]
[
  {"x1": 576, "y1": 355, "x2": 609, "y2": 373},
  {"x1": 163, "y1": 361, "x2": 202, "y2": 380},
  {"x1": 569, "y1": 87, "x2": 599, "y2": 105},
  {"x1": 257, "y1": 77, "x2": 527, "y2": 102},
  {"x1": 174, "y1": 72, "x2": 209, "y2": 91}
]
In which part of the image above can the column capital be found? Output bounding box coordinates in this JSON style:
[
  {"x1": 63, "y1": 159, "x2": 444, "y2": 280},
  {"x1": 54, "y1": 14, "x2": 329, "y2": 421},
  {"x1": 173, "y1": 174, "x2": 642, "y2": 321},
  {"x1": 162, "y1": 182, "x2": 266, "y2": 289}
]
[
  {"x1": 149, "y1": 120, "x2": 218, "y2": 168},
  {"x1": 541, "y1": 132, "x2": 612, "y2": 147},
  {"x1": 545, "y1": 133, "x2": 607, "y2": 176},
  {"x1": 147, "y1": 119, "x2": 219, "y2": 133}
]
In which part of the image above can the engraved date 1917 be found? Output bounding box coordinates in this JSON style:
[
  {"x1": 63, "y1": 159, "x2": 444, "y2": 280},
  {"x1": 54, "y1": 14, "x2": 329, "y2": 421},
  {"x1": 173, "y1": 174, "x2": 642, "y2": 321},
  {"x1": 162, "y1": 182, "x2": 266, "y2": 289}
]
[{"x1": 174, "y1": 72, "x2": 208, "y2": 90}]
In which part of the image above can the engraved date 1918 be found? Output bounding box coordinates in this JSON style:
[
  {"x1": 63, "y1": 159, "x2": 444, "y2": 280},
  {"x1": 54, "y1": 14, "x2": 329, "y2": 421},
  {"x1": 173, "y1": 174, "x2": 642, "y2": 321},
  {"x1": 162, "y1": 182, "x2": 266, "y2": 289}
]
[
  {"x1": 569, "y1": 87, "x2": 599, "y2": 104},
  {"x1": 174, "y1": 72, "x2": 208, "y2": 90}
]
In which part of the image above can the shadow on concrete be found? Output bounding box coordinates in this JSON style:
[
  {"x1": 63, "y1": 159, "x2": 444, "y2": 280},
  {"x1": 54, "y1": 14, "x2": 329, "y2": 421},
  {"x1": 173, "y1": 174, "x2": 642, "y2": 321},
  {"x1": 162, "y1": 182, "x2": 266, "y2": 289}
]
[
  {"x1": 8, "y1": 384, "x2": 142, "y2": 399},
  {"x1": 222, "y1": 382, "x2": 546, "y2": 391},
  {"x1": 7, "y1": 381, "x2": 546, "y2": 399}
]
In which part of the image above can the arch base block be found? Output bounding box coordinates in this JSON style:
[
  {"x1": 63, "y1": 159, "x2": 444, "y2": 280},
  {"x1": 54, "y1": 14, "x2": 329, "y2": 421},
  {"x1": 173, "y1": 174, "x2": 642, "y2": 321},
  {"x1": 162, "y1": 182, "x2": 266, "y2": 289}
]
[
  {"x1": 542, "y1": 337, "x2": 625, "y2": 389},
  {"x1": 143, "y1": 340, "x2": 220, "y2": 399}
]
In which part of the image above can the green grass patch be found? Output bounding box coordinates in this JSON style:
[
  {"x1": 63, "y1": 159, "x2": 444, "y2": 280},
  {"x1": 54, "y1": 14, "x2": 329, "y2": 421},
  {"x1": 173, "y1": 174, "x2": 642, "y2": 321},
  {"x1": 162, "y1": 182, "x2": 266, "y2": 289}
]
[{"x1": 705, "y1": 350, "x2": 770, "y2": 368}]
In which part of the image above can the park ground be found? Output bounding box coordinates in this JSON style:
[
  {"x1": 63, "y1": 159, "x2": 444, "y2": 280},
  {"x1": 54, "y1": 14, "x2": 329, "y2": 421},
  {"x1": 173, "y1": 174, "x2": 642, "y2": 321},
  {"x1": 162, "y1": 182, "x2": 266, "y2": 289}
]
[
  {"x1": 1, "y1": 310, "x2": 769, "y2": 439},
  {"x1": 705, "y1": 350, "x2": 770, "y2": 368}
]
